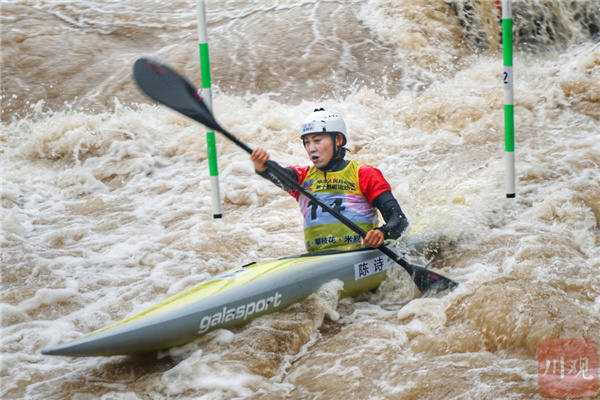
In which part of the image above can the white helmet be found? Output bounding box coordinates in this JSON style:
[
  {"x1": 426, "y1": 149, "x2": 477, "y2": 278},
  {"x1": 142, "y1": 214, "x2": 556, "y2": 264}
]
[{"x1": 300, "y1": 108, "x2": 347, "y2": 146}]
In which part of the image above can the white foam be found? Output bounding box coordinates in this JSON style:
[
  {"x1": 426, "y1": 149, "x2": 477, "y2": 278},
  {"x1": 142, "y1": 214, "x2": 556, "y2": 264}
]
[{"x1": 2, "y1": 1, "x2": 599, "y2": 399}]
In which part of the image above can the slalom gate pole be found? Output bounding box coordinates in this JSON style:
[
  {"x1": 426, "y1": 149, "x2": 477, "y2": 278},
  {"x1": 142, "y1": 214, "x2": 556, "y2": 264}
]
[
  {"x1": 502, "y1": 0, "x2": 516, "y2": 198},
  {"x1": 197, "y1": 0, "x2": 223, "y2": 217}
]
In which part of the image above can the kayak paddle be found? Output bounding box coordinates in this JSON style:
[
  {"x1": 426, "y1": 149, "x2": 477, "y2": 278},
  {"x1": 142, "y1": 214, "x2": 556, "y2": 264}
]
[{"x1": 132, "y1": 57, "x2": 458, "y2": 295}]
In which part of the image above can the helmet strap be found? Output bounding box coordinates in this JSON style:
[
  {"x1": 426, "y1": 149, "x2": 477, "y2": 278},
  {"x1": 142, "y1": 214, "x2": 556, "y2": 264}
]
[
  {"x1": 320, "y1": 133, "x2": 346, "y2": 172},
  {"x1": 331, "y1": 132, "x2": 338, "y2": 158}
]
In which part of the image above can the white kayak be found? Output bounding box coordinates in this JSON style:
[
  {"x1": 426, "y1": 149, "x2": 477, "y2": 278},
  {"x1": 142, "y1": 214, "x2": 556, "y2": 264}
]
[{"x1": 42, "y1": 247, "x2": 394, "y2": 357}]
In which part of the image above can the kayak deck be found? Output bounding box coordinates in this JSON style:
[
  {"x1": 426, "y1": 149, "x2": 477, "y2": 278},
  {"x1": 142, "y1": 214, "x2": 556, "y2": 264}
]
[{"x1": 42, "y1": 247, "x2": 393, "y2": 357}]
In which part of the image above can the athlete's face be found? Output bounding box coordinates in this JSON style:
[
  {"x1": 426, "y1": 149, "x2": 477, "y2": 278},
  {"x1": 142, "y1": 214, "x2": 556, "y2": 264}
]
[{"x1": 303, "y1": 133, "x2": 343, "y2": 169}]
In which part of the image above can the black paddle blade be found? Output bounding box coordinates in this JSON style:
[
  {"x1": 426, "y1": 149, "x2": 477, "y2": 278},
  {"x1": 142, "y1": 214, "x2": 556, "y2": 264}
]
[
  {"x1": 383, "y1": 247, "x2": 458, "y2": 295},
  {"x1": 411, "y1": 265, "x2": 459, "y2": 295},
  {"x1": 133, "y1": 58, "x2": 223, "y2": 133}
]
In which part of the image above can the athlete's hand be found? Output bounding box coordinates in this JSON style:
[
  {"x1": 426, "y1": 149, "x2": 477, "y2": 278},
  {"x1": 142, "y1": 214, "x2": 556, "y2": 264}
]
[
  {"x1": 251, "y1": 148, "x2": 269, "y2": 172},
  {"x1": 361, "y1": 229, "x2": 385, "y2": 248}
]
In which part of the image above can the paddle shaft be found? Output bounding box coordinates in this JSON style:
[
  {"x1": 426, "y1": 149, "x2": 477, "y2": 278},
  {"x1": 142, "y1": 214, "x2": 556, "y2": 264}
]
[
  {"x1": 266, "y1": 161, "x2": 413, "y2": 268},
  {"x1": 132, "y1": 57, "x2": 457, "y2": 293},
  {"x1": 207, "y1": 123, "x2": 415, "y2": 275},
  {"x1": 219, "y1": 132, "x2": 452, "y2": 291}
]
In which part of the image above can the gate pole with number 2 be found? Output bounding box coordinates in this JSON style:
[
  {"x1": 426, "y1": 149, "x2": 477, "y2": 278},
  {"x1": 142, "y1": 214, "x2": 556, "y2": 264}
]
[{"x1": 502, "y1": 0, "x2": 515, "y2": 198}]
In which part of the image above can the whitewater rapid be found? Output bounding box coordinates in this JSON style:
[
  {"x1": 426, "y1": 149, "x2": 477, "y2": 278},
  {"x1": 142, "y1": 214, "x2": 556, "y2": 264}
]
[{"x1": 2, "y1": 1, "x2": 599, "y2": 399}]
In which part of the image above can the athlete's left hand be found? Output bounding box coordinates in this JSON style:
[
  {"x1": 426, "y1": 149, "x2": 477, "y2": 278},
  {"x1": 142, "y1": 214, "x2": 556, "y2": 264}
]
[{"x1": 361, "y1": 229, "x2": 385, "y2": 248}]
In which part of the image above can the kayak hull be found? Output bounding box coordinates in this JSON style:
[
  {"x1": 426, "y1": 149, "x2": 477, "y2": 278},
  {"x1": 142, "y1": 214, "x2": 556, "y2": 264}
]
[{"x1": 42, "y1": 248, "x2": 392, "y2": 357}]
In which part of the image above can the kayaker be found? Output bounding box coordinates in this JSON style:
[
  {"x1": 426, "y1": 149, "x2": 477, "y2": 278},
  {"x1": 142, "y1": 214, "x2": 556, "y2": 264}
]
[{"x1": 251, "y1": 108, "x2": 409, "y2": 253}]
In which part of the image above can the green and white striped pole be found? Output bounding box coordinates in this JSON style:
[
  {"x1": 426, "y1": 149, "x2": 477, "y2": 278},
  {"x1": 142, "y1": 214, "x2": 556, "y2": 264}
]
[
  {"x1": 197, "y1": 0, "x2": 222, "y2": 217},
  {"x1": 502, "y1": 0, "x2": 515, "y2": 198}
]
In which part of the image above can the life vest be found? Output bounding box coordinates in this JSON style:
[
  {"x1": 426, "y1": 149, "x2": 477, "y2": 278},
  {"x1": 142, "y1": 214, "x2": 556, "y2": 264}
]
[{"x1": 298, "y1": 160, "x2": 379, "y2": 252}]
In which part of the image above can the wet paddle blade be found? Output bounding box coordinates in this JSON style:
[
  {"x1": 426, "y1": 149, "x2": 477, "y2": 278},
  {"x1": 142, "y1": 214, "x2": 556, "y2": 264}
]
[
  {"x1": 133, "y1": 58, "x2": 222, "y2": 133},
  {"x1": 381, "y1": 246, "x2": 459, "y2": 294},
  {"x1": 411, "y1": 265, "x2": 459, "y2": 295}
]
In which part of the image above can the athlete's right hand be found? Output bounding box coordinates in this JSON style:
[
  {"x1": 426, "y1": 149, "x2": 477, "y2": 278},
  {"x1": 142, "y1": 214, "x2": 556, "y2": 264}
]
[
  {"x1": 251, "y1": 148, "x2": 269, "y2": 172},
  {"x1": 361, "y1": 228, "x2": 385, "y2": 248}
]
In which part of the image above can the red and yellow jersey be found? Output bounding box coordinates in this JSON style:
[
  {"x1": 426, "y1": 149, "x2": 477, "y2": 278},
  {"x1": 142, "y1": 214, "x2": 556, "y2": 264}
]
[{"x1": 287, "y1": 160, "x2": 391, "y2": 252}]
